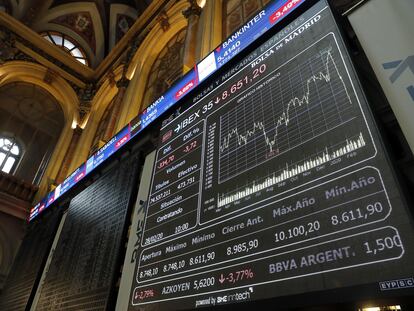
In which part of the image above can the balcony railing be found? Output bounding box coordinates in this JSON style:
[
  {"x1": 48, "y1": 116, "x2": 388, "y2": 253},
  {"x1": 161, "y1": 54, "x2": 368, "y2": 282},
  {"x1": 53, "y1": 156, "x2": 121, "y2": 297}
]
[{"x1": 0, "y1": 171, "x2": 38, "y2": 202}]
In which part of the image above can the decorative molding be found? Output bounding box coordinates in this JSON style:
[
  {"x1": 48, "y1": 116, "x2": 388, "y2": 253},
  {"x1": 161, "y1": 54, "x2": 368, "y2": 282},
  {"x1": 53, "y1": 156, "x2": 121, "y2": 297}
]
[
  {"x1": 73, "y1": 82, "x2": 97, "y2": 121},
  {"x1": 35, "y1": 2, "x2": 105, "y2": 65},
  {"x1": 0, "y1": 11, "x2": 94, "y2": 78},
  {"x1": 0, "y1": 2, "x2": 174, "y2": 82},
  {"x1": 43, "y1": 68, "x2": 57, "y2": 84},
  {"x1": 106, "y1": 69, "x2": 116, "y2": 87},
  {"x1": 116, "y1": 76, "x2": 129, "y2": 89},
  {"x1": 50, "y1": 11, "x2": 96, "y2": 53},
  {"x1": 0, "y1": 25, "x2": 88, "y2": 84},
  {"x1": 0, "y1": 192, "x2": 31, "y2": 220},
  {"x1": 0, "y1": 28, "x2": 36, "y2": 64},
  {"x1": 121, "y1": 27, "x2": 151, "y2": 78},
  {"x1": 108, "y1": 4, "x2": 138, "y2": 50},
  {"x1": 0, "y1": 27, "x2": 17, "y2": 63},
  {"x1": 0, "y1": 171, "x2": 37, "y2": 219},
  {"x1": 12, "y1": 49, "x2": 36, "y2": 62},
  {"x1": 157, "y1": 10, "x2": 170, "y2": 32},
  {"x1": 115, "y1": 14, "x2": 135, "y2": 46}
]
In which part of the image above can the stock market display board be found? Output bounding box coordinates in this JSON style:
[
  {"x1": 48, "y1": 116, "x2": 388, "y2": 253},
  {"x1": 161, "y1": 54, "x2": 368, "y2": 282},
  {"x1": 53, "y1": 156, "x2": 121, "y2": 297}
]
[
  {"x1": 0, "y1": 211, "x2": 61, "y2": 311},
  {"x1": 130, "y1": 1, "x2": 414, "y2": 309},
  {"x1": 35, "y1": 156, "x2": 139, "y2": 310}
]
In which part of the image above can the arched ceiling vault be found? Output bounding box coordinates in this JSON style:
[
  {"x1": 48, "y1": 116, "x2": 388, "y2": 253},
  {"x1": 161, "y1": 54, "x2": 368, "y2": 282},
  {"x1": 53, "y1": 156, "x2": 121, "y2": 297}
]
[{"x1": 4, "y1": 0, "x2": 153, "y2": 68}]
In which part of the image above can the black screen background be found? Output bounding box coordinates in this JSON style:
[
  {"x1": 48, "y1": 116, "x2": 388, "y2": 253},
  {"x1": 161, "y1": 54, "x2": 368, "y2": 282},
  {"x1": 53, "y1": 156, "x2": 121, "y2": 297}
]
[{"x1": 129, "y1": 1, "x2": 414, "y2": 309}]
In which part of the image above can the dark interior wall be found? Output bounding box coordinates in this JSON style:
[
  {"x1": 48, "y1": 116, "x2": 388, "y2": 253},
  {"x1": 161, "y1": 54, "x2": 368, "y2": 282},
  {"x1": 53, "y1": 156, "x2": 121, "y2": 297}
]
[
  {"x1": 0, "y1": 210, "x2": 62, "y2": 311},
  {"x1": 0, "y1": 211, "x2": 25, "y2": 291},
  {"x1": 0, "y1": 82, "x2": 64, "y2": 184}
]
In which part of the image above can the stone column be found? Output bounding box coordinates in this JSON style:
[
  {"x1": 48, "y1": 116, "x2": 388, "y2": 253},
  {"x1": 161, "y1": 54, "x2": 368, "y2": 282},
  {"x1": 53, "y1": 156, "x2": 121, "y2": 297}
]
[
  {"x1": 63, "y1": 84, "x2": 95, "y2": 174},
  {"x1": 103, "y1": 76, "x2": 130, "y2": 141},
  {"x1": 55, "y1": 126, "x2": 83, "y2": 184},
  {"x1": 197, "y1": 0, "x2": 223, "y2": 60},
  {"x1": 115, "y1": 70, "x2": 141, "y2": 132},
  {"x1": 182, "y1": 0, "x2": 202, "y2": 73}
]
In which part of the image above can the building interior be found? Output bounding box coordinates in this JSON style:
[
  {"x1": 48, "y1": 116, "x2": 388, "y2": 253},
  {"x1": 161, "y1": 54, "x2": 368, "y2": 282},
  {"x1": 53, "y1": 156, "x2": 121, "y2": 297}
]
[{"x1": 0, "y1": 0, "x2": 413, "y2": 310}]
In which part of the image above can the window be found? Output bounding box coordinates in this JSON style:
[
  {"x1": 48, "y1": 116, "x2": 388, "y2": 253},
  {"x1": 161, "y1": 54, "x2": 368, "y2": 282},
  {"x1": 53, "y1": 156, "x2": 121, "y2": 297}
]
[
  {"x1": 41, "y1": 31, "x2": 89, "y2": 66},
  {"x1": 0, "y1": 137, "x2": 21, "y2": 174}
]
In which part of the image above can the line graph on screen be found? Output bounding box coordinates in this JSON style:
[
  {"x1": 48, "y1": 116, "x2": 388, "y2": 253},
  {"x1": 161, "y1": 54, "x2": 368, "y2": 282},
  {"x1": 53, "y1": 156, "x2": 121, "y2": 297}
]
[{"x1": 219, "y1": 35, "x2": 356, "y2": 183}]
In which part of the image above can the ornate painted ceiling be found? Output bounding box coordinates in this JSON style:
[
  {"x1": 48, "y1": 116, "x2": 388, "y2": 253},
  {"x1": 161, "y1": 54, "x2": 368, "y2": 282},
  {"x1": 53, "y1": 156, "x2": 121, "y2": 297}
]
[{"x1": 0, "y1": 0, "x2": 153, "y2": 67}]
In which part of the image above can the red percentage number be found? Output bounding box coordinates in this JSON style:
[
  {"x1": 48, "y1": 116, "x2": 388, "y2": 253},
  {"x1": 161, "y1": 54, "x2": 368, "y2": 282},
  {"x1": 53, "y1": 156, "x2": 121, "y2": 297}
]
[
  {"x1": 219, "y1": 268, "x2": 255, "y2": 284},
  {"x1": 135, "y1": 289, "x2": 155, "y2": 301},
  {"x1": 270, "y1": 0, "x2": 302, "y2": 24}
]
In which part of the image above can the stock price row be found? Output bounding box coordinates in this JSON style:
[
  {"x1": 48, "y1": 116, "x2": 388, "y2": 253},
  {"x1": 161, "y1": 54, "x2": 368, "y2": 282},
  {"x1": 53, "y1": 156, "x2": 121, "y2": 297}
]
[
  {"x1": 137, "y1": 167, "x2": 391, "y2": 282},
  {"x1": 133, "y1": 226, "x2": 404, "y2": 305}
]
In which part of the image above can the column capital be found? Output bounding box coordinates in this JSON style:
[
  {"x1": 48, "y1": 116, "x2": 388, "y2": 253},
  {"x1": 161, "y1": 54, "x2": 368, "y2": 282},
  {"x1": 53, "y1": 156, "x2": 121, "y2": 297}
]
[
  {"x1": 75, "y1": 83, "x2": 97, "y2": 121},
  {"x1": 182, "y1": 0, "x2": 202, "y2": 19},
  {"x1": 116, "y1": 76, "x2": 130, "y2": 89}
]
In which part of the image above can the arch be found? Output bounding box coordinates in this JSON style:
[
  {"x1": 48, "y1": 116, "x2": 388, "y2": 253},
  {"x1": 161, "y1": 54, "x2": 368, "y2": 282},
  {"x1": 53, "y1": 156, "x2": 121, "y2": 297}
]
[
  {"x1": 118, "y1": 0, "x2": 189, "y2": 128},
  {"x1": 89, "y1": 96, "x2": 116, "y2": 153},
  {"x1": 0, "y1": 61, "x2": 80, "y2": 199},
  {"x1": 68, "y1": 65, "x2": 124, "y2": 172},
  {"x1": 40, "y1": 30, "x2": 91, "y2": 66},
  {"x1": 32, "y1": 2, "x2": 105, "y2": 67},
  {"x1": 37, "y1": 23, "x2": 95, "y2": 67},
  {"x1": 142, "y1": 28, "x2": 187, "y2": 109},
  {"x1": 126, "y1": 0, "x2": 189, "y2": 79}
]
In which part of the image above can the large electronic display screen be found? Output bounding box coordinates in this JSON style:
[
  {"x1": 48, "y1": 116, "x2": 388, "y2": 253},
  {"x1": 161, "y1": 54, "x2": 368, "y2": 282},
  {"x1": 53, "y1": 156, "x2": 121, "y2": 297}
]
[
  {"x1": 130, "y1": 0, "x2": 414, "y2": 309},
  {"x1": 35, "y1": 155, "x2": 139, "y2": 310},
  {"x1": 29, "y1": 0, "x2": 305, "y2": 222}
]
